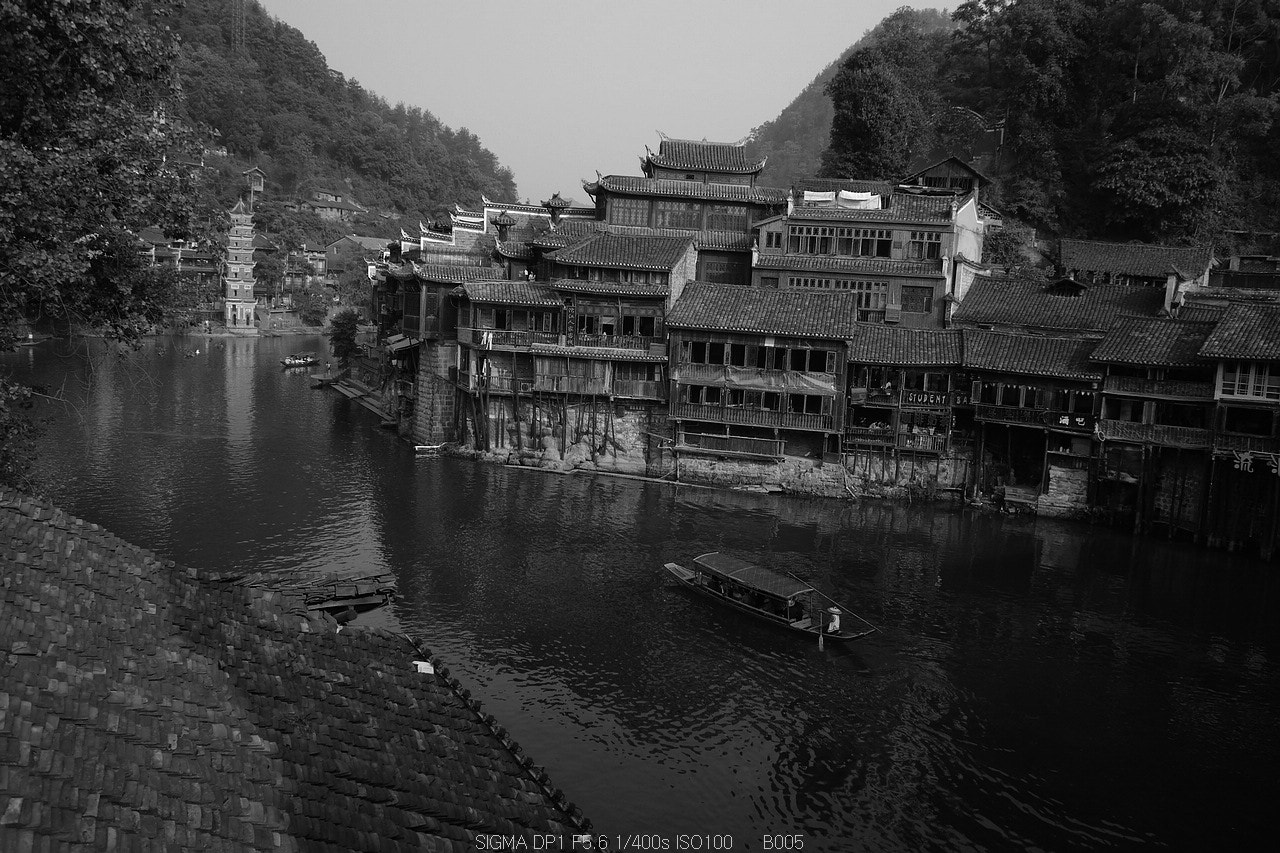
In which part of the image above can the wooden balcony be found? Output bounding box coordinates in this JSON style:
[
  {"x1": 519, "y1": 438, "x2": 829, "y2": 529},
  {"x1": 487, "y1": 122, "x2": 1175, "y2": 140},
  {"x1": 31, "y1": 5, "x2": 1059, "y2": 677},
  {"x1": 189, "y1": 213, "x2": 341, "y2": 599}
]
[
  {"x1": 1214, "y1": 432, "x2": 1280, "y2": 454},
  {"x1": 677, "y1": 432, "x2": 785, "y2": 460},
  {"x1": 575, "y1": 333, "x2": 658, "y2": 352},
  {"x1": 612, "y1": 379, "x2": 665, "y2": 400},
  {"x1": 1097, "y1": 419, "x2": 1211, "y2": 448},
  {"x1": 896, "y1": 432, "x2": 948, "y2": 453},
  {"x1": 458, "y1": 327, "x2": 560, "y2": 349},
  {"x1": 671, "y1": 402, "x2": 836, "y2": 432},
  {"x1": 1103, "y1": 375, "x2": 1214, "y2": 400},
  {"x1": 533, "y1": 375, "x2": 609, "y2": 395},
  {"x1": 843, "y1": 426, "x2": 895, "y2": 448},
  {"x1": 974, "y1": 403, "x2": 1047, "y2": 426},
  {"x1": 679, "y1": 363, "x2": 837, "y2": 388}
]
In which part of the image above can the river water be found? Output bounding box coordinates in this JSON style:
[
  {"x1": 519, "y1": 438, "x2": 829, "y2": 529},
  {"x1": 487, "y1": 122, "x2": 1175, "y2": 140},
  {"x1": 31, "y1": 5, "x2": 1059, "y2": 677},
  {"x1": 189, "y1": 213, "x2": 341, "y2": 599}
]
[{"x1": 5, "y1": 334, "x2": 1279, "y2": 851}]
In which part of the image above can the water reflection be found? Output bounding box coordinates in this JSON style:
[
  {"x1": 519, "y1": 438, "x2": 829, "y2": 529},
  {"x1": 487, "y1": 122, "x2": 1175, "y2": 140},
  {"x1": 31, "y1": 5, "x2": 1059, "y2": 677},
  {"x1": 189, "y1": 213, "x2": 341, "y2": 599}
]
[{"x1": 4, "y1": 335, "x2": 1280, "y2": 849}]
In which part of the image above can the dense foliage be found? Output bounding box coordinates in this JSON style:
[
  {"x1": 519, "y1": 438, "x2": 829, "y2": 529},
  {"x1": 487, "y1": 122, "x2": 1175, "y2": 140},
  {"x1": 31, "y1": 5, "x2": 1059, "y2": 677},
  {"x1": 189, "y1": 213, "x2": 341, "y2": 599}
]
[
  {"x1": 174, "y1": 0, "x2": 517, "y2": 248},
  {"x1": 327, "y1": 308, "x2": 362, "y2": 364},
  {"x1": 816, "y1": 0, "x2": 1280, "y2": 245}
]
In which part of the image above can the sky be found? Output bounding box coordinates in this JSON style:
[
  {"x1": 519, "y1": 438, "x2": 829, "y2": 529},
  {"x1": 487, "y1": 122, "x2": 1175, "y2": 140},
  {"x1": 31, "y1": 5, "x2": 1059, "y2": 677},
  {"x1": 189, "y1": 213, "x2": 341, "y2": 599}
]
[{"x1": 254, "y1": 0, "x2": 946, "y2": 205}]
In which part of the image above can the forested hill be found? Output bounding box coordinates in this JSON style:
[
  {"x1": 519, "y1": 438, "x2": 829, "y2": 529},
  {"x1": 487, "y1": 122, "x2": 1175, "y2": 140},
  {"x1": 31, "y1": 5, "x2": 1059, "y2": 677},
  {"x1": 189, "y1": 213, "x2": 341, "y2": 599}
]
[
  {"x1": 745, "y1": 9, "x2": 955, "y2": 188},
  {"x1": 748, "y1": 1, "x2": 1280, "y2": 249},
  {"x1": 174, "y1": 0, "x2": 516, "y2": 244}
]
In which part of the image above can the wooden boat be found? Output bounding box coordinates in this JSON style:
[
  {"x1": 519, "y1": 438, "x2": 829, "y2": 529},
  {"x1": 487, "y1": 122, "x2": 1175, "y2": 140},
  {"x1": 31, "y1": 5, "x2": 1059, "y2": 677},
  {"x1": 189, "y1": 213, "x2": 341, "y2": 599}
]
[
  {"x1": 414, "y1": 443, "x2": 446, "y2": 455},
  {"x1": 281, "y1": 352, "x2": 320, "y2": 368},
  {"x1": 663, "y1": 552, "x2": 876, "y2": 642}
]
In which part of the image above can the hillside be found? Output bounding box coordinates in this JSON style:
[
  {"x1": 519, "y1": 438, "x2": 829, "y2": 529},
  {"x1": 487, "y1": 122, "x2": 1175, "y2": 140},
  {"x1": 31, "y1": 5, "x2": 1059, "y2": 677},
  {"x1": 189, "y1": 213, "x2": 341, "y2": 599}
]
[
  {"x1": 174, "y1": 0, "x2": 517, "y2": 245},
  {"x1": 745, "y1": 9, "x2": 956, "y2": 189}
]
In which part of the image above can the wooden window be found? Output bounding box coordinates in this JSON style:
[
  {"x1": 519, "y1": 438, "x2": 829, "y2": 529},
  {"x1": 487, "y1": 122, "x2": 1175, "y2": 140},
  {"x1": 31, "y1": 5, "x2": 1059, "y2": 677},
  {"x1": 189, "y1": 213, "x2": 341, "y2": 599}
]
[
  {"x1": 761, "y1": 276, "x2": 779, "y2": 289},
  {"x1": 656, "y1": 201, "x2": 700, "y2": 229},
  {"x1": 729, "y1": 343, "x2": 747, "y2": 366},
  {"x1": 908, "y1": 231, "x2": 942, "y2": 260},
  {"x1": 765, "y1": 232, "x2": 782, "y2": 249},
  {"x1": 708, "y1": 342, "x2": 725, "y2": 363},
  {"x1": 853, "y1": 229, "x2": 892, "y2": 258},
  {"x1": 902, "y1": 285, "x2": 934, "y2": 314},
  {"x1": 853, "y1": 281, "x2": 888, "y2": 310},
  {"x1": 690, "y1": 341, "x2": 707, "y2": 363},
  {"x1": 707, "y1": 204, "x2": 749, "y2": 231},
  {"x1": 611, "y1": 198, "x2": 649, "y2": 227}
]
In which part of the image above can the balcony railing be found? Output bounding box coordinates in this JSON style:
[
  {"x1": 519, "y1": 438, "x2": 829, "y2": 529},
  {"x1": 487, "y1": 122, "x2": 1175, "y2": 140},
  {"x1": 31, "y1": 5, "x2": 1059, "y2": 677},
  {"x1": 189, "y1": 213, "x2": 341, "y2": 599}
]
[
  {"x1": 459, "y1": 327, "x2": 560, "y2": 349},
  {"x1": 678, "y1": 363, "x2": 837, "y2": 390},
  {"x1": 1103, "y1": 376, "x2": 1214, "y2": 400},
  {"x1": 533, "y1": 375, "x2": 609, "y2": 395},
  {"x1": 575, "y1": 333, "x2": 657, "y2": 351},
  {"x1": 1214, "y1": 432, "x2": 1280, "y2": 454},
  {"x1": 897, "y1": 432, "x2": 948, "y2": 453},
  {"x1": 677, "y1": 432, "x2": 785, "y2": 459},
  {"x1": 1097, "y1": 419, "x2": 1211, "y2": 447},
  {"x1": 612, "y1": 379, "x2": 665, "y2": 399},
  {"x1": 843, "y1": 426, "x2": 895, "y2": 447},
  {"x1": 671, "y1": 402, "x2": 835, "y2": 432},
  {"x1": 974, "y1": 403, "x2": 1048, "y2": 425}
]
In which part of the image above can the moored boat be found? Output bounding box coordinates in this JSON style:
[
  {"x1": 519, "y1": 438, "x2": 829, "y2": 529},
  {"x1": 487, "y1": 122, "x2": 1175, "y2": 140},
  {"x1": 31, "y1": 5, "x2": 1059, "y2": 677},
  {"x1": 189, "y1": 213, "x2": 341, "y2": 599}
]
[
  {"x1": 281, "y1": 352, "x2": 320, "y2": 368},
  {"x1": 663, "y1": 552, "x2": 876, "y2": 642}
]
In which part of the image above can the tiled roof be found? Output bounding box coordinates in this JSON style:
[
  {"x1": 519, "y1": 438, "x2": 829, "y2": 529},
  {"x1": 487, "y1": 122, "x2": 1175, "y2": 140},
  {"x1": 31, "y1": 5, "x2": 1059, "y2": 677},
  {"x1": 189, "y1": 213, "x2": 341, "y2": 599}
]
[
  {"x1": 549, "y1": 278, "x2": 670, "y2": 298},
  {"x1": 530, "y1": 343, "x2": 668, "y2": 362},
  {"x1": 964, "y1": 329, "x2": 1103, "y2": 380},
  {"x1": 496, "y1": 240, "x2": 535, "y2": 260},
  {"x1": 1199, "y1": 303, "x2": 1280, "y2": 360},
  {"x1": 647, "y1": 138, "x2": 764, "y2": 174},
  {"x1": 953, "y1": 277, "x2": 1165, "y2": 332},
  {"x1": 848, "y1": 325, "x2": 963, "y2": 365},
  {"x1": 0, "y1": 491, "x2": 589, "y2": 852},
  {"x1": 589, "y1": 175, "x2": 787, "y2": 205},
  {"x1": 665, "y1": 282, "x2": 859, "y2": 338},
  {"x1": 754, "y1": 254, "x2": 943, "y2": 278},
  {"x1": 788, "y1": 191, "x2": 954, "y2": 224},
  {"x1": 1176, "y1": 304, "x2": 1227, "y2": 322},
  {"x1": 548, "y1": 233, "x2": 692, "y2": 271},
  {"x1": 1090, "y1": 317, "x2": 1215, "y2": 366},
  {"x1": 793, "y1": 178, "x2": 894, "y2": 196},
  {"x1": 409, "y1": 263, "x2": 502, "y2": 284},
  {"x1": 1060, "y1": 239, "x2": 1213, "y2": 278},
  {"x1": 455, "y1": 281, "x2": 563, "y2": 307}
]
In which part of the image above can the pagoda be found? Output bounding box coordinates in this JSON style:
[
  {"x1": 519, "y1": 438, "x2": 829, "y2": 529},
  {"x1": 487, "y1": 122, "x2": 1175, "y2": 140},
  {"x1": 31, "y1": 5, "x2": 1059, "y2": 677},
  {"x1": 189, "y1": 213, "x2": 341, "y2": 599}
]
[{"x1": 224, "y1": 198, "x2": 259, "y2": 334}]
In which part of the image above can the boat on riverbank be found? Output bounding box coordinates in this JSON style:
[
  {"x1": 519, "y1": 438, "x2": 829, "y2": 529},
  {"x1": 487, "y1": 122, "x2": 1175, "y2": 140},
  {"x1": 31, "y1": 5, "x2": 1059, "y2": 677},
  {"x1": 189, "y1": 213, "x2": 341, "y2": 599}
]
[{"x1": 664, "y1": 552, "x2": 876, "y2": 642}]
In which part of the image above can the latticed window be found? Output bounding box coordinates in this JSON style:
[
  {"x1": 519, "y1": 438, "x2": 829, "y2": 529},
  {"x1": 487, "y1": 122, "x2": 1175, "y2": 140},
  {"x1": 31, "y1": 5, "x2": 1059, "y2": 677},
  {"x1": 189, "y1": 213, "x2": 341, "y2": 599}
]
[
  {"x1": 707, "y1": 204, "x2": 749, "y2": 231},
  {"x1": 853, "y1": 229, "x2": 892, "y2": 257},
  {"x1": 853, "y1": 280, "x2": 887, "y2": 310},
  {"x1": 908, "y1": 231, "x2": 942, "y2": 260},
  {"x1": 611, "y1": 198, "x2": 649, "y2": 227},
  {"x1": 655, "y1": 200, "x2": 700, "y2": 229}
]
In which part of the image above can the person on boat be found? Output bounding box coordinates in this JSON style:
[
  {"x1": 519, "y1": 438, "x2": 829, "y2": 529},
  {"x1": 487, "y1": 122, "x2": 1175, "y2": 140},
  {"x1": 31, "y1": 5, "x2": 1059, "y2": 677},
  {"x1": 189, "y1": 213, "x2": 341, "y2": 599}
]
[
  {"x1": 787, "y1": 598, "x2": 803, "y2": 622},
  {"x1": 826, "y1": 606, "x2": 842, "y2": 634}
]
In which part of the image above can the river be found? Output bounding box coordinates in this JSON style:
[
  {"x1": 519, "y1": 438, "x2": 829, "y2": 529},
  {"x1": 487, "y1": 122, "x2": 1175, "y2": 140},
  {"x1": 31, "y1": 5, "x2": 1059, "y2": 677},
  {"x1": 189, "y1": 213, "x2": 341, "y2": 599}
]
[{"x1": 4, "y1": 333, "x2": 1279, "y2": 851}]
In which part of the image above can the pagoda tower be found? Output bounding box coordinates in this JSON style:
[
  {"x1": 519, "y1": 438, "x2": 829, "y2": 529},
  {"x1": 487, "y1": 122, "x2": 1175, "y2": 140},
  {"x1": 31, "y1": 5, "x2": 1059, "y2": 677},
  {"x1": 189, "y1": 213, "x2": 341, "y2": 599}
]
[{"x1": 224, "y1": 198, "x2": 259, "y2": 334}]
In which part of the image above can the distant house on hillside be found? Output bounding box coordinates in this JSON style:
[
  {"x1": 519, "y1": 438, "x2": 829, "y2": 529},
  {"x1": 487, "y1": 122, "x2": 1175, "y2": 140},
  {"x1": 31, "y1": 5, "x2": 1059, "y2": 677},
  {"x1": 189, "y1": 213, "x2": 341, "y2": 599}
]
[{"x1": 308, "y1": 188, "x2": 366, "y2": 221}]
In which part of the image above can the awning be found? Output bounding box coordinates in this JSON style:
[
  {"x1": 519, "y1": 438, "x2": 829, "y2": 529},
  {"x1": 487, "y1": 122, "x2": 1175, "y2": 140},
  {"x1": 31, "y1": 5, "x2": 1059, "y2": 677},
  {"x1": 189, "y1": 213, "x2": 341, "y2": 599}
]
[{"x1": 387, "y1": 337, "x2": 420, "y2": 354}]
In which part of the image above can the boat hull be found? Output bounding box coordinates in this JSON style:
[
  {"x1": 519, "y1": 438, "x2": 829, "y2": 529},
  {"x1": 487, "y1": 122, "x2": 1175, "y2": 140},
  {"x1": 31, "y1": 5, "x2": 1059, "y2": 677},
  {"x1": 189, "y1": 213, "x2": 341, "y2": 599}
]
[{"x1": 663, "y1": 563, "x2": 873, "y2": 642}]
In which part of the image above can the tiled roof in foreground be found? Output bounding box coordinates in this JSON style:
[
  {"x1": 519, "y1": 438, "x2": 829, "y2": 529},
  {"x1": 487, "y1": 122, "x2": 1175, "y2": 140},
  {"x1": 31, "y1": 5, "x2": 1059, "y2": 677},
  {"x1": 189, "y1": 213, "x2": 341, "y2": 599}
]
[
  {"x1": 953, "y1": 277, "x2": 1165, "y2": 332},
  {"x1": 1199, "y1": 302, "x2": 1280, "y2": 360},
  {"x1": 848, "y1": 324, "x2": 964, "y2": 365},
  {"x1": 964, "y1": 329, "x2": 1103, "y2": 380},
  {"x1": 1060, "y1": 238, "x2": 1213, "y2": 278},
  {"x1": 666, "y1": 281, "x2": 859, "y2": 338},
  {"x1": 0, "y1": 491, "x2": 589, "y2": 851},
  {"x1": 1090, "y1": 317, "x2": 1216, "y2": 366}
]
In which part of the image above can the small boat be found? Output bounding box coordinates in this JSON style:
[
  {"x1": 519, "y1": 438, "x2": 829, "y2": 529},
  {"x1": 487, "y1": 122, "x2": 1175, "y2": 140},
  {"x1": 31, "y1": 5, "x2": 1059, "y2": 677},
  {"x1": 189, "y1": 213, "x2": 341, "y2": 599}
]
[
  {"x1": 663, "y1": 552, "x2": 876, "y2": 642},
  {"x1": 414, "y1": 443, "x2": 445, "y2": 455},
  {"x1": 281, "y1": 352, "x2": 320, "y2": 368},
  {"x1": 310, "y1": 373, "x2": 337, "y2": 388}
]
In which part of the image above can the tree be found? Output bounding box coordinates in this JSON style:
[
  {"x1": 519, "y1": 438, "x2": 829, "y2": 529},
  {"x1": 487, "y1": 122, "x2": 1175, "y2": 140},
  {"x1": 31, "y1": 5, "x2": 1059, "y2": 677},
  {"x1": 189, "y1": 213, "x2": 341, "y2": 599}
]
[
  {"x1": 327, "y1": 307, "x2": 361, "y2": 365},
  {"x1": 1, "y1": 0, "x2": 204, "y2": 350},
  {"x1": 1, "y1": 0, "x2": 206, "y2": 489}
]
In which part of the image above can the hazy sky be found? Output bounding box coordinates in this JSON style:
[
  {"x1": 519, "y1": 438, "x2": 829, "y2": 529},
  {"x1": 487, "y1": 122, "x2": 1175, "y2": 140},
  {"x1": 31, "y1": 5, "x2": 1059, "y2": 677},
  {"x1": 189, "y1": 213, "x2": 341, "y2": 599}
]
[{"x1": 254, "y1": 0, "x2": 945, "y2": 204}]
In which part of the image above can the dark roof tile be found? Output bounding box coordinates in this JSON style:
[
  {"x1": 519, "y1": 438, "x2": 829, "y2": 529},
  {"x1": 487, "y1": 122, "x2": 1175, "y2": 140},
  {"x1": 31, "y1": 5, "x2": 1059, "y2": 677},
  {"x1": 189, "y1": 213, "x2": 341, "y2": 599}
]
[
  {"x1": 754, "y1": 254, "x2": 944, "y2": 278},
  {"x1": 666, "y1": 282, "x2": 859, "y2": 338},
  {"x1": 788, "y1": 190, "x2": 955, "y2": 224},
  {"x1": 590, "y1": 175, "x2": 787, "y2": 205},
  {"x1": 549, "y1": 278, "x2": 669, "y2": 298},
  {"x1": 954, "y1": 277, "x2": 1165, "y2": 333},
  {"x1": 848, "y1": 325, "x2": 963, "y2": 365},
  {"x1": 1090, "y1": 317, "x2": 1215, "y2": 366},
  {"x1": 547, "y1": 233, "x2": 692, "y2": 270},
  {"x1": 964, "y1": 329, "x2": 1102, "y2": 380},
  {"x1": 0, "y1": 490, "x2": 590, "y2": 851},
  {"x1": 454, "y1": 281, "x2": 563, "y2": 307},
  {"x1": 1199, "y1": 303, "x2": 1280, "y2": 359},
  {"x1": 647, "y1": 138, "x2": 764, "y2": 174},
  {"x1": 1060, "y1": 239, "x2": 1213, "y2": 278}
]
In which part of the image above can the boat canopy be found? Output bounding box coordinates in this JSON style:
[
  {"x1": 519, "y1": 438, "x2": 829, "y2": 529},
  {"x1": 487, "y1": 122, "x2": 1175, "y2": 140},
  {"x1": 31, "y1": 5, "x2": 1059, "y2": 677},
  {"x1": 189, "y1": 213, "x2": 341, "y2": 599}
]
[{"x1": 692, "y1": 552, "x2": 814, "y2": 600}]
